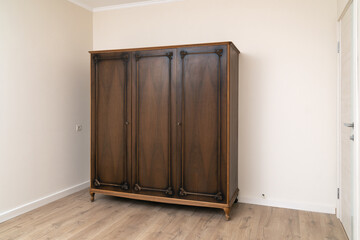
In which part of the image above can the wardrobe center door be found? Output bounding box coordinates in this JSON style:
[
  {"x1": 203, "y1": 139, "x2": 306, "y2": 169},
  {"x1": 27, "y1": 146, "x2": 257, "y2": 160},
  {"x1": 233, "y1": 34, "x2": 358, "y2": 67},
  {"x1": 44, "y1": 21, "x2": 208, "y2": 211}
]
[
  {"x1": 93, "y1": 54, "x2": 130, "y2": 191},
  {"x1": 178, "y1": 46, "x2": 227, "y2": 202},
  {"x1": 132, "y1": 49, "x2": 176, "y2": 196}
]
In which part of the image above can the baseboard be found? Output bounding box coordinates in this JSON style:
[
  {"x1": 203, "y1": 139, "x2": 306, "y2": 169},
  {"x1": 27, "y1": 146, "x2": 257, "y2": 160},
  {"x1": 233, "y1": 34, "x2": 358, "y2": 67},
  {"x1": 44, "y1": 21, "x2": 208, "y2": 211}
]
[
  {"x1": 239, "y1": 196, "x2": 335, "y2": 214},
  {"x1": 0, "y1": 181, "x2": 90, "y2": 223}
]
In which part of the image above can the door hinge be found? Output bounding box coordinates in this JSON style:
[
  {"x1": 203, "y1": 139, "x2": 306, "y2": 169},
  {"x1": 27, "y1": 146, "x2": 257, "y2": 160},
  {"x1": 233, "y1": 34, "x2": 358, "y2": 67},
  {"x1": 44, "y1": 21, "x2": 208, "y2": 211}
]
[
  {"x1": 337, "y1": 188, "x2": 340, "y2": 199},
  {"x1": 337, "y1": 41, "x2": 340, "y2": 53}
]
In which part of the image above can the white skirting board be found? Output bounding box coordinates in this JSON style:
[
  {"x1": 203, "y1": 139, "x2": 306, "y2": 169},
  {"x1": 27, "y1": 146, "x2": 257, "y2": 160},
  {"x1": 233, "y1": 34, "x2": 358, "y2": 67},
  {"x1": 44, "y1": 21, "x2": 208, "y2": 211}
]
[
  {"x1": 0, "y1": 183, "x2": 335, "y2": 223},
  {"x1": 239, "y1": 196, "x2": 336, "y2": 214},
  {"x1": 0, "y1": 181, "x2": 90, "y2": 223}
]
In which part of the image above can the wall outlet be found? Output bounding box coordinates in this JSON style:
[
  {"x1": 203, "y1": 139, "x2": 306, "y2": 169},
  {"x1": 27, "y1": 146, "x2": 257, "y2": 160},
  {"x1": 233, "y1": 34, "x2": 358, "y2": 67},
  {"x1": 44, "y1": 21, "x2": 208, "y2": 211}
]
[
  {"x1": 75, "y1": 124, "x2": 82, "y2": 132},
  {"x1": 262, "y1": 193, "x2": 266, "y2": 199}
]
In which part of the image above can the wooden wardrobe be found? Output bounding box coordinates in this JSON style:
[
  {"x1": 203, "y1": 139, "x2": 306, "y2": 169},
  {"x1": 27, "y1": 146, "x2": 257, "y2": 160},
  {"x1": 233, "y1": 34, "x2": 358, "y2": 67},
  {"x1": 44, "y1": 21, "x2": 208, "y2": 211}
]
[{"x1": 89, "y1": 42, "x2": 239, "y2": 220}]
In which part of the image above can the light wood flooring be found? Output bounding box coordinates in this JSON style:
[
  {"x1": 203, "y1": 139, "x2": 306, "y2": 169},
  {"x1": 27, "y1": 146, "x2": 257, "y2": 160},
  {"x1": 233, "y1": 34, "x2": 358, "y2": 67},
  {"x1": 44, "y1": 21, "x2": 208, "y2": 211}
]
[{"x1": 0, "y1": 189, "x2": 348, "y2": 240}]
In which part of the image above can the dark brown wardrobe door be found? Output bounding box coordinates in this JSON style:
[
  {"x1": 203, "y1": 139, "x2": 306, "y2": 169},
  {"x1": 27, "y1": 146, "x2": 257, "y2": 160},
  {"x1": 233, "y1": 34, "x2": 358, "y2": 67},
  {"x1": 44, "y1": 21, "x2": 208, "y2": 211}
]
[
  {"x1": 177, "y1": 46, "x2": 227, "y2": 202},
  {"x1": 93, "y1": 54, "x2": 130, "y2": 191},
  {"x1": 132, "y1": 49, "x2": 176, "y2": 196}
]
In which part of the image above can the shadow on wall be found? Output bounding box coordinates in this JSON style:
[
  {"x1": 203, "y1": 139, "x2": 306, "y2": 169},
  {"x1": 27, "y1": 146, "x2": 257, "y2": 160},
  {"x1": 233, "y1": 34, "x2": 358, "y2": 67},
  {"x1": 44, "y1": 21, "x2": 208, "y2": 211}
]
[{"x1": 237, "y1": 52, "x2": 268, "y2": 195}]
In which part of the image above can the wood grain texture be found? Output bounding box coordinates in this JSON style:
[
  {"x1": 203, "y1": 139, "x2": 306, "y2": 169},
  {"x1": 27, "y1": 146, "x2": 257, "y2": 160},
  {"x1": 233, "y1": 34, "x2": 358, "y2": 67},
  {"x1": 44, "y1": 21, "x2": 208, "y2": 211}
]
[
  {"x1": 229, "y1": 45, "x2": 239, "y2": 203},
  {"x1": 91, "y1": 52, "x2": 132, "y2": 191},
  {"x1": 177, "y1": 45, "x2": 228, "y2": 203},
  {"x1": 182, "y1": 47, "x2": 221, "y2": 195},
  {"x1": 0, "y1": 189, "x2": 347, "y2": 240},
  {"x1": 89, "y1": 41, "x2": 240, "y2": 55},
  {"x1": 91, "y1": 42, "x2": 238, "y2": 218},
  {"x1": 134, "y1": 49, "x2": 174, "y2": 193},
  {"x1": 90, "y1": 188, "x2": 228, "y2": 209},
  {"x1": 96, "y1": 58, "x2": 127, "y2": 185}
]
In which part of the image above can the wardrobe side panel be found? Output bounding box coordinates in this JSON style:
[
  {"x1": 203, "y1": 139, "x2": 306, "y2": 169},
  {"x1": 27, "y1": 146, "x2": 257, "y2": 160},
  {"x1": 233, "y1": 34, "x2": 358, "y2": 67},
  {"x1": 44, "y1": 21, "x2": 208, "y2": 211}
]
[{"x1": 229, "y1": 45, "x2": 239, "y2": 200}]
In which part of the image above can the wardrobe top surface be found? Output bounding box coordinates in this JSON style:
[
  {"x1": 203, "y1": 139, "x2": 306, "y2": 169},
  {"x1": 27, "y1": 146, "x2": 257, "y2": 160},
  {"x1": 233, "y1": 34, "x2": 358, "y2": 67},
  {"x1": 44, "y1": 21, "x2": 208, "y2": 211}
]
[{"x1": 89, "y1": 41, "x2": 240, "y2": 54}]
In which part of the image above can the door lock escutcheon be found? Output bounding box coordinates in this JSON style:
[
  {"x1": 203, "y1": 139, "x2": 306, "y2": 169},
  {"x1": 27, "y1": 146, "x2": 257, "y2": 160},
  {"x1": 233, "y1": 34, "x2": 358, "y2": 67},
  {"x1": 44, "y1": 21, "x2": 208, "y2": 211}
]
[{"x1": 344, "y1": 122, "x2": 354, "y2": 128}]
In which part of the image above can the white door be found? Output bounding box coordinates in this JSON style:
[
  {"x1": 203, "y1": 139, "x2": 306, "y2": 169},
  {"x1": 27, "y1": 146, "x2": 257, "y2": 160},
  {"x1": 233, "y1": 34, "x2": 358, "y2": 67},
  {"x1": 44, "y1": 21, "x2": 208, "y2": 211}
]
[{"x1": 339, "y1": 2, "x2": 355, "y2": 239}]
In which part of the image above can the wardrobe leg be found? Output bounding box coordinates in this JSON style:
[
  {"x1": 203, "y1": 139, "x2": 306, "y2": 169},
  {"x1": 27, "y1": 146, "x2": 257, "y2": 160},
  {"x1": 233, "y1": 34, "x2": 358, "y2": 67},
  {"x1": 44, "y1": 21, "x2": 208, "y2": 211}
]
[
  {"x1": 90, "y1": 192, "x2": 95, "y2": 202},
  {"x1": 224, "y1": 207, "x2": 230, "y2": 221}
]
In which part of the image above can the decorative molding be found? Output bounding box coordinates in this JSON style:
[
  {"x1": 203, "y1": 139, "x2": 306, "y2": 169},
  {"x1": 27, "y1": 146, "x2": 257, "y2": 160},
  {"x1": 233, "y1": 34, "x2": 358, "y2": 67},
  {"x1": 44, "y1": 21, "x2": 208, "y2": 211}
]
[
  {"x1": 239, "y1": 196, "x2": 336, "y2": 214},
  {"x1": 166, "y1": 52, "x2": 173, "y2": 60},
  {"x1": 165, "y1": 187, "x2": 173, "y2": 196},
  {"x1": 135, "y1": 54, "x2": 141, "y2": 61},
  {"x1": 93, "y1": 55, "x2": 98, "y2": 64},
  {"x1": 179, "y1": 187, "x2": 186, "y2": 197},
  {"x1": 180, "y1": 51, "x2": 187, "y2": 59},
  {"x1": 133, "y1": 184, "x2": 173, "y2": 196},
  {"x1": 94, "y1": 179, "x2": 129, "y2": 190},
  {"x1": 67, "y1": 0, "x2": 93, "y2": 12},
  {"x1": 135, "y1": 52, "x2": 173, "y2": 61},
  {"x1": 215, "y1": 49, "x2": 223, "y2": 57},
  {"x1": 94, "y1": 54, "x2": 129, "y2": 62},
  {"x1": 0, "y1": 181, "x2": 90, "y2": 223},
  {"x1": 134, "y1": 183, "x2": 141, "y2": 192},
  {"x1": 67, "y1": 0, "x2": 184, "y2": 12},
  {"x1": 178, "y1": 188, "x2": 223, "y2": 201},
  {"x1": 94, "y1": 179, "x2": 101, "y2": 187},
  {"x1": 215, "y1": 192, "x2": 223, "y2": 201},
  {"x1": 123, "y1": 54, "x2": 129, "y2": 62},
  {"x1": 338, "y1": 0, "x2": 354, "y2": 21},
  {"x1": 93, "y1": 0, "x2": 184, "y2": 12}
]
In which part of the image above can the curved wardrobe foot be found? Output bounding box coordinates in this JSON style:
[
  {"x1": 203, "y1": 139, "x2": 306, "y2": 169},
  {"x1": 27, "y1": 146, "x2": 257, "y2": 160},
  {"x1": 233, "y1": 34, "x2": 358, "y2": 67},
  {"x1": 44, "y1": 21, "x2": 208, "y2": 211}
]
[
  {"x1": 90, "y1": 192, "x2": 95, "y2": 202},
  {"x1": 224, "y1": 207, "x2": 230, "y2": 221}
]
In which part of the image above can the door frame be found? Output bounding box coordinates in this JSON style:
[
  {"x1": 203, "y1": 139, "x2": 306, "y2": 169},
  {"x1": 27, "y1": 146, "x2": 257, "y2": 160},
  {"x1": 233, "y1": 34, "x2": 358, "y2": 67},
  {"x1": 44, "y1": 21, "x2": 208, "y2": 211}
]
[
  {"x1": 355, "y1": 0, "x2": 359, "y2": 238},
  {"x1": 336, "y1": 0, "x2": 359, "y2": 239}
]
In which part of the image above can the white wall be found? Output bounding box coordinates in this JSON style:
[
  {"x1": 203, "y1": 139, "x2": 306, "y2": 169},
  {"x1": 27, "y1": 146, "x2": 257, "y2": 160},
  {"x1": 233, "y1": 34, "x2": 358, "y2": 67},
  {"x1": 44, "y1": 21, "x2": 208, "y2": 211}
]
[
  {"x1": 93, "y1": 0, "x2": 338, "y2": 213},
  {"x1": 0, "y1": 0, "x2": 92, "y2": 221}
]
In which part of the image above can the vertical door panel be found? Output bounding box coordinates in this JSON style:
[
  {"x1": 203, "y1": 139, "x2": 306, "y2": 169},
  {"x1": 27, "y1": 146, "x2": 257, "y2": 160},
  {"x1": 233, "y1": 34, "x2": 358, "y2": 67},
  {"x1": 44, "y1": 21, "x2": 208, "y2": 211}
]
[
  {"x1": 340, "y1": 3, "x2": 354, "y2": 239},
  {"x1": 133, "y1": 50, "x2": 175, "y2": 196},
  {"x1": 94, "y1": 54, "x2": 130, "y2": 190},
  {"x1": 178, "y1": 46, "x2": 227, "y2": 202}
]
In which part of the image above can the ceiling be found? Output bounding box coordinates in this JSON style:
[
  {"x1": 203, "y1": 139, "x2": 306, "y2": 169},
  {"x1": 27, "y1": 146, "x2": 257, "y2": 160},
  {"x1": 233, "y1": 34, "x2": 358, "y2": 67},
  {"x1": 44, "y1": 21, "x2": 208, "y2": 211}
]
[{"x1": 68, "y1": 0, "x2": 179, "y2": 11}]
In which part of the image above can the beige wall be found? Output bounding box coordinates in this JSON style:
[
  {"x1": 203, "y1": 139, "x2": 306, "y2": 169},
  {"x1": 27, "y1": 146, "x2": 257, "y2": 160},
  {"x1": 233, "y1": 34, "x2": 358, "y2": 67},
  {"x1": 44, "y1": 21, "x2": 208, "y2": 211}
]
[
  {"x1": 93, "y1": 0, "x2": 338, "y2": 212},
  {"x1": 0, "y1": 0, "x2": 92, "y2": 217},
  {"x1": 0, "y1": 0, "x2": 338, "y2": 217}
]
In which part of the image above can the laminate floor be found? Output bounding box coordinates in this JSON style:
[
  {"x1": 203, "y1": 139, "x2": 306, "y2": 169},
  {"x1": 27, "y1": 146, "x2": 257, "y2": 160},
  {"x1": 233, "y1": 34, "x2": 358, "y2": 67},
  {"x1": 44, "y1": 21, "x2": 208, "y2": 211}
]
[{"x1": 0, "y1": 189, "x2": 348, "y2": 240}]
